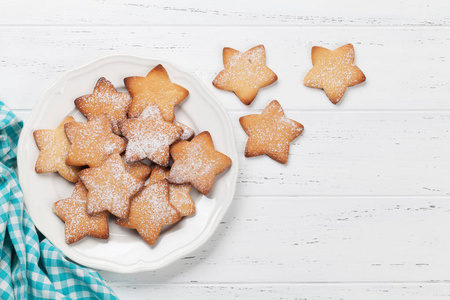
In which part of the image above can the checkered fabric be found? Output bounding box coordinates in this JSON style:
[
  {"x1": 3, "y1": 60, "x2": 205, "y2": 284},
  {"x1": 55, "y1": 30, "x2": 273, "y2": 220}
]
[{"x1": 0, "y1": 102, "x2": 118, "y2": 300}]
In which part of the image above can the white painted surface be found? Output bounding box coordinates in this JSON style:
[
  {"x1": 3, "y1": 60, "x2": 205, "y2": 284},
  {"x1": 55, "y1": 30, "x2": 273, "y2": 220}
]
[{"x1": 2, "y1": 0, "x2": 450, "y2": 299}]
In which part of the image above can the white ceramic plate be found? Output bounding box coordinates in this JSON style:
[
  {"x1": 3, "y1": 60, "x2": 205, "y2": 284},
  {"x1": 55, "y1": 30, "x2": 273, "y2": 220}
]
[{"x1": 17, "y1": 55, "x2": 239, "y2": 273}]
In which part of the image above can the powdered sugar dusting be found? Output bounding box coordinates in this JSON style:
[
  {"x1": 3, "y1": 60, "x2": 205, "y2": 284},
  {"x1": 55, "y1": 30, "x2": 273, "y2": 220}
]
[
  {"x1": 116, "y1": 180, "x2": 181, "y2": 245},
  {"x1": 75, "y1": 77, "x2": 132, "y2": 135},
  {"x1": 65, "y1": 115, "x2": 126, "y2": 167},
  {"x1": 80, "y1": 154, "x2": 143, "y2": 219},
  {"x1": 121, "y1": 104, "x2": 182, "y2": 166},
  {"x1": 304, "y1": 44, "x2": 365, "y2": 100},
  {"x1": 213, "y1": 45, "x2": 277, "y2": 92}
]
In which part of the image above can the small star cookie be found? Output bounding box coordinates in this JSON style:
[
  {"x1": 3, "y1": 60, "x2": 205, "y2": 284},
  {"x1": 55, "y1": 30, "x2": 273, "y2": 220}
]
[
  {"x1": 124, "y1": 64, "x2": 189, "y2": 121},
  {"x1": 33, "y1": 116, "x2": 81, "y2": 182},
  {"x1": 168, "y1": 131, "x2": 232, "y2": 195},
  {"x1": 65, "y1": 114, "x2": 126, "y2": 168},
  {"x1": 239, "y1": 100, "x2": 303, "y2": 164},
  {"x1": 75, "y1": 77, "x2": 132, "y2": 135},
  {"x1": 303, "y1": 43, "x2": 366, "y2": 104},
  {"x1": 212, "y1": 45, "x2": 278, "y2": 105},
  {"x1": 149, "y1": 165, "x2": 195, "y2": 217},
  {"x1": 116, "y1": 179, "x2": 181, "y2": 246},
  {"x1": 120, "y1": 103, "x2": 183, "y2": 166},
  {"x1": 53, "y1": 181, "x2": 109, "y2": 244},
  {"x1": 79, "y1": 153, "x2": 144, "y2": 219}
]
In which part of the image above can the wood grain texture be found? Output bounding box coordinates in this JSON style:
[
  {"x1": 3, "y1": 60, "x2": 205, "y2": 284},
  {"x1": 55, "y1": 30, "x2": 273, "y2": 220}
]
[
  {"x1": 99, "y1": 197, "x2": 450, "y2": 283},
  {"x1": 110, "y1": 283, "x2": 450, "y2": 300},
  {"x1": 1, "y1": 0, "x2": 449, "y2": 26},
  {"x1": 1, "y1": 27, "x2": 449, "y2": 111}
]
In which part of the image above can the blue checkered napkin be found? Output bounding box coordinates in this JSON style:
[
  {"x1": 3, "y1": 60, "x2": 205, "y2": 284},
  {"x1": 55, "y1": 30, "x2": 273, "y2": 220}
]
[{"x1": 0, "y1": 102, "x2": 118, "y2": 300}]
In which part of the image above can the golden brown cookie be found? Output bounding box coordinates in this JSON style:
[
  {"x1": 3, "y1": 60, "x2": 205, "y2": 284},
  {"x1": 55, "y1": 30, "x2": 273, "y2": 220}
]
[
  {"x1": 79, "y1": 153, "x2": 144, "y2": 219},
  {"x1": 174, "y1": 120, "x2": 195, "y2": 141},
  {"x1": 168, "y1": 131, "x2": 232, "y2": 195},
  {"x1": 116, "y1": 179, "x2": 181, "y2": 246},
  {"x1": 122, "y1": 155, "x2": 151, "y2": 182},
  {"x1": 303, "y1": 43, "x2": 366, "y2": 104},
  {"x1": 75, "y1": 77, "x2": 132, "y2": 135},
  {"x1": 124, "y1": 64, "x2": 189, "y2": 121},
  {"x1": 53, "y1": 181, "x2": 109, "y2": 244},
  {"x1": 120, "y1": 103, "x2": 183, "y2": 167},
  {"x1": 33, "y1": 116, "x2": 81, "y2": 182},
  {"x1": 149, "y1": 165, "x2": 195, "y2": 217},
  {"x1": 212, "y1": 45, "x2": 278, "y2": 105},
  {"x1": 239, "y1": 100, "x2": 303, "y2": 164},
  {"x1": 65, "y1": 114, "x2": 126, "y2": 168}
]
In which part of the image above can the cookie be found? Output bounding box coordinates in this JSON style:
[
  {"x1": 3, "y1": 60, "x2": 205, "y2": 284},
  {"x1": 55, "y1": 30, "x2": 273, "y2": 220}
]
[
  {"x1": 75, "y1": 77, "x2": 132, "y2": 135},
  {"x1": 33, "y1": 116, "x2": 81, "y2": 182},
  {"x1": 168, "y1": 131, "x2": 232, "y2": 195},
  {"x1": 124, "y1": 64, "x2": 189, "y2": 121},
  {"x1": 122, "y1": 155, "x2": 151, "y2": 181},
  {"x1": 65, "y1": 114, "x2": 126, "y2": 168},
  {"x1": 149, "y1": 165, "x2": 195, "y2": 217},
  {"x1": 239, "y1": 100, "x2": 303, "y2": 164},
  {"x1": 120, "y1": 103, "x2": 183, "y2": 167},
  {"x1": 79, "y1": 153, "x2": 144, "y2": 219},
  {"x1": 116, "y1": 179, "x2": 181, "y2": 246},
  {"x1": 174, "y1": 120, "x2": 195, "y2": 141},
  {"x1": 53, "y1": 181, "x2": 109, "y2": 244},
  {"x1": 212, "y1": 45, "x2": 278, "y2": 105},
  {"x1": 303, "y1": 43, "x2": 366, "y2": 104}
]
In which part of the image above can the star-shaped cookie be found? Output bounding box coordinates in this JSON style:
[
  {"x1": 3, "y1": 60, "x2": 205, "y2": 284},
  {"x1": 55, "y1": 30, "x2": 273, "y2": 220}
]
[
  {"x1": 239, "y1": 100, "x2": 303, "y2": 164},
  {"x1": 212, "y1": 45, "x2": 278, "y2": 105},
  {"x1": 124, "y1": 64, "x2": 189, "y2": 121},
  {"x1": 303, "y1": 43, "x2": 366, "y2": 104},
  {"x1": 168, "y1": 131, "x2": 232, "y2": 195},
  {"x1": 33, "y1": 116, "x2": 81, "y2": 182},
  {"x1": 65, "y1": 114, "x2": 127, "y2": 168},
  {"x1": 120, "y1": 103, "x2": 183, "y2": 166},
  {"x1": 149, "y1": 165, "x2": 195, "y2": 217},
  {"x1": 53, "y1": 181, "x2": 109, "y2": 244},
  {"x1": 116, "y1": 179, "x2": 181, "y2": 246},
  {"x1": 79, "y1": 153, "x2": 144, "y2": 219},
  {"x1": 75, "y1": 77, "x2": 132, "y2": 135}
]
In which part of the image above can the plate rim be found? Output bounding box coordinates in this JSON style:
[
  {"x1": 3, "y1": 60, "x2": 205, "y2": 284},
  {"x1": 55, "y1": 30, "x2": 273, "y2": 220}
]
[{"x1": 17, "y1": 54, "x2": 239, "y2": 273}]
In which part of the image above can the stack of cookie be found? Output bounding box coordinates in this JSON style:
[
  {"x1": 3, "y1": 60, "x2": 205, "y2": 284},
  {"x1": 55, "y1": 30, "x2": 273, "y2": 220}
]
[{"x1": 34, "y1": 65, "x2": 232, "y2": 246}]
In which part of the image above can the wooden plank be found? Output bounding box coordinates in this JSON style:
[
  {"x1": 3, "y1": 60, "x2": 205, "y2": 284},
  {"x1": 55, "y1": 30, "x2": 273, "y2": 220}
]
[
  {"x1": 1, "y1": 27, "x2": 449, "y2": 111},
  {"x1": 14, "y1": 110, "x2": 450, "y2": 196},
  {"x1": 231, "y1": 111, "x2": 450, "y2": 196},
  {"x1": 99, "y1": 197, "x2": 450, "y2": 283},
  {"x1": 1, "y1": 0, "x2": 449, "y2": 26},
  {"x1": 109, "y1": 283, "x2": 450, "y2": 300}
]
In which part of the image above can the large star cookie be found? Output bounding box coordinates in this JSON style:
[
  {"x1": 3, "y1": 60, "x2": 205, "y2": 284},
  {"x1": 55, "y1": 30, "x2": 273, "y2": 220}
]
[
  {"x1": 75, "y1": 77, "x2": 132, "y2": 135},
  {"x1": 239, "y1": 100, "x2": 303, "y2": 164},
  {"x1": 79, "y1": 153, "x2": 144, "y2": 219},
  {"x1": 33, "y1": 116, "x2": 81, "y2": 182},
  {"x1": 124, "y1": 64, "x2": 189, "y2": 121},
  {"x1": 212, "y1": 45, "x2": 278, "y2": 105},
  {"x1": 116, "y1": 179, "x2": 181, "y2": 246},
  {"x1": 149, "y1": 165, "x2": 195, "y2": 217},
  {"x1": 168, "y1": 131, "x2": 232, "y2": 195},
  {"x1": 65, "y1": 114, "x2": 126, "y2": 168},
  {"x1": 303, "y1": 43, "x2": 366, "y2": 104},
  {"x1": 120, "y1": 103, "x2": 183, "y2": 166},
  {"x1": 53, "y1": 181, "x2": 109, "y2": 244}
]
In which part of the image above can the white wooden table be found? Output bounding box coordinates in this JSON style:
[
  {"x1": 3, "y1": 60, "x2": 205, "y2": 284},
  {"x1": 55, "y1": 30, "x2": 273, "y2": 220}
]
[{"x1": 2, "y1": 1, "x2": 450, "y2": 299}]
